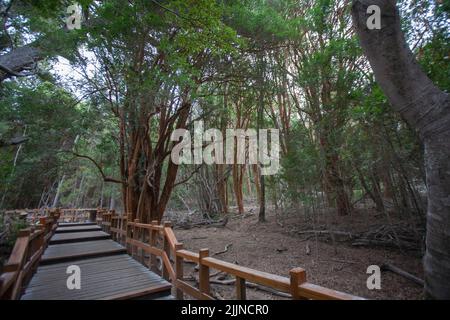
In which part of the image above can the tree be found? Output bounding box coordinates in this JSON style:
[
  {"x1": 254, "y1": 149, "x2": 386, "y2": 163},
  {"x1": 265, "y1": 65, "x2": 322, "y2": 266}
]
[
  {"x1": 352, "y1": 0, "x2": 450, "y2": 299},
  {"x1": 68, "y1": 0, "x2": 239, "y2": 222}
]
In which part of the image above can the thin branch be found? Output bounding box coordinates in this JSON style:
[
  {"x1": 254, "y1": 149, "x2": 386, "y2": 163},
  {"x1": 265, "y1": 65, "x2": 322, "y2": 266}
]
[
  {"x1": 0, "y1": 63, "x2": 30, "y2": 77},
  {"x1": 69, "y1": 151, "x2": 127, "y2": 185},
  {"x1": 173, "y1": 164, "x2": 204, "y2": 187}
]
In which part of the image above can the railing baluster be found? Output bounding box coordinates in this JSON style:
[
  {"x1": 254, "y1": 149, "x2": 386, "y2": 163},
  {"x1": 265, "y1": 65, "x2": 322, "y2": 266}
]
[
  {"x1": 162, "y1": 221, "x2": 172, "y2": 281},
  {"x1": 150, "y1": 220, "x2": 158, "y2": 273},
  {"x1": 289, "y1": 267, "x2": 307, "y2": 300},
  {"x1": 175, "y1": 243, "x2": 184, "y2": 300},
  {"x1": 126, "y1": 213, "x2": 132, "y2": 255},
  {"x1": 236, "y1": 276, "x2": 246, "y2": 300},
  {"x1": 199, "y1": 249, "x2": 210, "y2": 296},
  {"x1": 133, "y1": 219, "x2": 139, "y2": 259}
]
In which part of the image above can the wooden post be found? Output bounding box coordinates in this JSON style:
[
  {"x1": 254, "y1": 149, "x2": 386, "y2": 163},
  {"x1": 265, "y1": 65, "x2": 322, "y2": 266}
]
[
  {"x1": 36, "y1": 228, "x2": 44, "y2": 251},
  {"x1": 174, "y1": 243, "x2": 184, "y2": 300},
  {"x1": 139, "y1": 219, "x2": 145, "y2": 264},
  {"x1": 199, "y1": 249, "x2": 210, "y2": 295},
  {"x1": 89, "y1": 209, "x2": 97, "y2": 223},
  {"x1": 150, "y1": 220, "x2": 158, "y2": 273},
  {"x1": 126, "y1": 213, "x2": 132, "y2": 255},
  {"x1": 55, "y1": 208, "x2": 61, "y2": 221},
  {"x1": 121, "y1": 215, "x2": 127, "y2": 245},
  {"x1": 133, "y1": 219, "x2": 139, "y2": 259},
  {"x1": 236, "y1": 277, "x2": 246, "y2": 300},
  {"x1": 111, "y1": 214, "x2": 116, "y2": 241},
  {"x1": 162, "y1": 221, "x2": 172, "y2": 281},
  {"x1": 110, "y1": 209, "x2": 115, "y2": 235},
  {"x1": 290, "y1": 267, "x2": 307, "y2": 300},
  {"x1": 39, "y1": 217, "x2": 47, "y2": 236}
]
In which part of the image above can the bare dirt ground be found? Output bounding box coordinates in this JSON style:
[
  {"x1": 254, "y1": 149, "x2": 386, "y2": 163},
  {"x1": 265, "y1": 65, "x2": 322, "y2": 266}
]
[{"x1": 173, "y1": 206, "x2": 424, "y2": 300}]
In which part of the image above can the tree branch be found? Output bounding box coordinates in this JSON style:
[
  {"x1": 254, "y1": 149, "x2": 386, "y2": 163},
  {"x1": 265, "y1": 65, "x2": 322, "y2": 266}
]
[
  {"x1": 70, "y1": 151, "x2": 127, "y2": 185},
  {"x1": 0, "y1": 136, "x2": 28, "y2": 148},
  {"x1": 173, "y1": 164, "x2": 204, "y2": 187}
]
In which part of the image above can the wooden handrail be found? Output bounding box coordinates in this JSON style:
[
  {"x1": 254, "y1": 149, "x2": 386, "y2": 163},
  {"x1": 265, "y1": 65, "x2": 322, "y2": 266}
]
[
  {"x1": 176, "y1": 250, "x2": 200, "y2": 263},
  {"x1": 0, "y1": 208, "x2": 60, "y2": 300},
  {"x1": 97, "y1": 209, "x2": 365, "y2": 301},
  {"x1": 202, "y1": 256, "x2": 292, "y2": 293},
  {"x1": 164, "y1": 225, "x2": 179, "y2": 252},
  {"x1": 297, "y1": 283, "x2": 364, "y2": 300}
]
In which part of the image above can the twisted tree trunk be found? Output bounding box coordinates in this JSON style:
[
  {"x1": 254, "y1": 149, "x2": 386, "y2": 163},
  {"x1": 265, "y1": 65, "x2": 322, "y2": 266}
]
[{"x1": 352, "y1": 0, "x2": 450, "y2": 299}]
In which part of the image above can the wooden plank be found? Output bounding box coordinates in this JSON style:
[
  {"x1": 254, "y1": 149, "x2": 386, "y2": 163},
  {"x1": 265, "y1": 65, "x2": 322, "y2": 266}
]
[
  {"x1": 58, "y1": 222, "x2": 97, "y2": 227},
  {"x1": 27, "y1": 256, "x2": 141, "y2": 286},
  {"x1": 40, "y1": 240, "x2": 126, "y2": 265},
  {"x1": 24, "y1": 272, "x2": 164, "y2": 298},
  {"x1": 56, "y1": 225, "x2": 102, "y2": 233},
  {"x1": 21, "y1": 254, "x2": 171, "y2": 300},
  {"x1": 50, "y1": 231, "x2": 109, "y2": 244},
  {"x1": 103, "y1": 283, "x2": 171, "y2": 300}
]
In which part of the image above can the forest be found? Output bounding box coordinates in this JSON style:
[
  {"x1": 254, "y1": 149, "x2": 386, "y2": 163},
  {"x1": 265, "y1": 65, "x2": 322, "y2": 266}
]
[{"x1": 0, "y1": 0, "x2": 449, "y2": 300}]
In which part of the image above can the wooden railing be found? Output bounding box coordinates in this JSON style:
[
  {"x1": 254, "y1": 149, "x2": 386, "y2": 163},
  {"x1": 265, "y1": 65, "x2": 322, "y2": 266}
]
[
  {"x1": 97, "y1": 210, "x2": 364, "y2": 300},
  {"x1": 59, "y1": 208, "x2": 100, "y2": 223},
  {"x1": 0, "y1": 209, "x2": 60, "y2": 300}
]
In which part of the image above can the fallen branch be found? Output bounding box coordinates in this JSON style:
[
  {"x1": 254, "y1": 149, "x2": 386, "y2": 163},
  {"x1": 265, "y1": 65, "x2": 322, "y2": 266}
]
[
  {"x1": 352, "y1": 239, "x2": 417, "y2": 251},
  {"x1": 209, "y1": 271, "x2": 224, "y2": 278},
  {"x1": 297, "y1": 230, "x2": 353, "y2": 238},
  {"x1": 176, "y1": 216, "x2": 228, "y2": 229},
  {"x1": 214, "y1": 243, "x2": 232, "y2": 256},
  {"x1": 381, "y1": 263, "x2": 424, "y2": 287}
]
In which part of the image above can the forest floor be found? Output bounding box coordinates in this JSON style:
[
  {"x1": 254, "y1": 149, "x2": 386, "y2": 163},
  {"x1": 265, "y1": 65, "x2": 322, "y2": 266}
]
[{"x1": 173, "y1": 206, "x2": 424, "y2": 300}]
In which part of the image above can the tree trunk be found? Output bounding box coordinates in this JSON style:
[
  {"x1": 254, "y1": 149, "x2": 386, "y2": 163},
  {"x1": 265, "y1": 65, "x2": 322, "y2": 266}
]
[
  {"x1": 232, "y1": 163, "x2": 245, "y2": 214},
  {"x1": 352, "y1": 0, "x2": 450, "y2": 299},
  {"x1": 257, "y1": 51, "x2": 266, "y2": 222},
  {"x1": 52, "y1": 175, "x2": 65, "y2": 208}
]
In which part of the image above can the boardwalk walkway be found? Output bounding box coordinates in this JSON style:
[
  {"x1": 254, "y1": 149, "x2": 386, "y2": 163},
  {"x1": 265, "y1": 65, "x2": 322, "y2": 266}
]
[
  {"x1": 21, "y1": 222, "x2": 172, "y2": 300},
  {"x1": 0, "y1": 209, "x2": 363, "y2": 300}
]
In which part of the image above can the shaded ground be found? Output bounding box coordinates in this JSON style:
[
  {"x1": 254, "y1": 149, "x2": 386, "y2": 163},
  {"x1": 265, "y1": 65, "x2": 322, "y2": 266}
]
[{"x1": 174, "y1": 207, "x2": 424, "y2": 300}]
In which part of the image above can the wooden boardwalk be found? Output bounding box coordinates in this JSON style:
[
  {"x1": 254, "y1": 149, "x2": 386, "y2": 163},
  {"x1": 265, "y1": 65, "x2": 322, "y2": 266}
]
[
  {"x1": 21, "y1": 223, "x2": 172, "y2": 300},
  {"x1": 1, "y1": 209, "x2": 363, "y2": 300}
]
